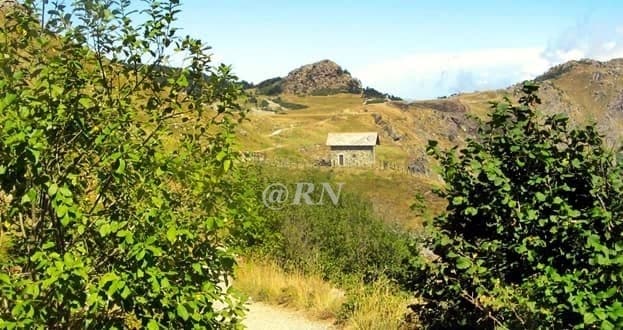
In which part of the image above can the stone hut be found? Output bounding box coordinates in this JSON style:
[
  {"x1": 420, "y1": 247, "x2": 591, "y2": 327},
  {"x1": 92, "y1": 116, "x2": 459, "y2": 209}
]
[{"x1": 326, "y1": 132, "x2": 379, "y2": 167}]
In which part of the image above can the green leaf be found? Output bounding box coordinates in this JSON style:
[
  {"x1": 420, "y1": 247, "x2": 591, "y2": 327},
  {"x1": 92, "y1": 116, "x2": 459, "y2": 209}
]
[
  {"x1": 56, "y1": 204, "x2": 68, "y2": 218},
  {"x1": 147, "y1": 320, "x2": 159, "y2": 330},
  {"x1": 166, "y1": 227, "x2": 176, "y2": 243},
  {"x1": 601, "y1": 320, "x2": 615, "y2": 330},
  {"x1": 59, "y1": 185, "x2": 72, "y2": 197},
  {"x1": 42, "y1": 242, "x2": 55, "y2": 250},
  {"x1": 535, "y1": 192, "x2": 546, "y2": 202},
  {"x1": 21, "y1": 188, "x2": 36, "y2": 205},
  {"x1": 99, "y1": 223, "x2": 111, "y2": 237},
  {"x1": 116, "y1": 159, "x2": 126, "y2": 174},
  {"x1": 583, "y1": 312, "x2": 597, "y2": 324},
  {"x1": 120, "y1": 286, "x2": 131, "y2": 299},
  {"x1": 571, "y1": 158, "x2": 581, "y2": 168},
  {"x1": 2, "y1": 93, "x2": 17, "y2": 108},
  {"x1": 79, "y1": 97, "x2": 94, "y2": 108},
  {"x1": 456, "y1": 257, "x2": 471, "y2": 270},
  {"x1": 152, "y1": 196, "x2": 163, "y2": 208},
  {"x1": 48, "y1": 183, "x2": 59, "y2": 197},
  {"x1": 452, "y1": 196, "x2": 464, "y2": 205},
  {"x1": 216, "y1": 151, "x2": 226, "y2": 161},
  {"x1": 0, "y1": 273, "x2": 11, "y2": 284},
  {"x1": 223, "y1": 159, "x2": 231, "y2": 172},
  {"x1": 177, "y1": 303, "x2": 189, "y2": 320},
  {"x1": 99, "y1": 272, "x2": 118, "y2": 288},
  {"x1": 176, "y1": 74, "x2": 189, "y2": 88},
  {"x1": 465, "y1": 207, "x2": 478, "y2": 216},
  {"x1": 595, "y1": 309, "x2": 607, "y2": 320}
]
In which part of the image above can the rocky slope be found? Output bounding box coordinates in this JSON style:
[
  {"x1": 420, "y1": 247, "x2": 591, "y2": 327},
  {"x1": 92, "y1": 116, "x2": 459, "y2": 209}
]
[{"x1": 501, "y1": 58, "x2": 623, "y2": 144}]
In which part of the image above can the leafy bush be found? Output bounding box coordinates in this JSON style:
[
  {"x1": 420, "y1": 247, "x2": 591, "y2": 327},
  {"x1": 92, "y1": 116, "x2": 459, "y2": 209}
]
[
  {"x1": 259, "y1": 99, "x2": 270, "y2": 110},
  {"x1": 0, "y1": 1, "x2": 258, "y2": 328},
  {"x1": 362, "y1": 87, "x2": 402, "y2": 101},
  {"x1": 255, "y1": 77, "x2": 283, "y2": 95},
  {"x1": 247, "y1": 168, "x2": 413, "y2": 286},
  {"x1": 409, "y1": 82, "x2": 623, "y2": 329}
]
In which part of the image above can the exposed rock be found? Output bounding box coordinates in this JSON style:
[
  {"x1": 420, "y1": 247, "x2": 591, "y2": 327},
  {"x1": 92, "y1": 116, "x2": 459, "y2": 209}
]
[
  {"x1": 372, "y1": 113, "x2": 403, "y2": 141},
  {"x1": 372, "y1": 113, "x2": 383, "y2": 124},
  {"x1": 388, "y1": 101, "x2": 409, "y2": 111},
  {"x1": 408, "y1": 156, "x2": 428, "y2": 174},
  {"x1": 609, "y1": 91, "x2": 623, "y2": 113},
  {"x1": 280, "y1": 60, "x2": 361, "y2": 95},
  {"x1": 0, "y1": 0, "x2": 18, "y2": 9}
]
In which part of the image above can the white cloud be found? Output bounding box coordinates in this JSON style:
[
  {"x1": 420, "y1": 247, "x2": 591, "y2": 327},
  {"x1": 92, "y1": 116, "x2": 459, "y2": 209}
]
[
  {"x1": 353, "y1": 22, "x2": 623, "y2": 100},
  {"x1": 352, "y1": 47, "x2": 552, "y2": 99},
  {"x1": 542, "y1": 20, "x2": 623, "y2": 63}
]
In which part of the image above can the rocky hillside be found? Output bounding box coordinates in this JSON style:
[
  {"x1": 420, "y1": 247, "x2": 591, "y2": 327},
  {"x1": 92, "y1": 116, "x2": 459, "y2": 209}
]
[
  {"x1": 255, "y1": 59, "x2": 362, "y2": 96},
  {"x1": 281, "y1": 59, "x2": 361, "y2": 95},
  {"x1": 497, "y1": 58, "x2": 623, "y2": 144}
]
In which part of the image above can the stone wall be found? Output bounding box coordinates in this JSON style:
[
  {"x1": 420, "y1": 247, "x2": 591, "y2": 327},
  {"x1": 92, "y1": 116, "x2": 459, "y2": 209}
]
[{"x1": 329, "y1": 146, "x2": 374, "y2": 167}]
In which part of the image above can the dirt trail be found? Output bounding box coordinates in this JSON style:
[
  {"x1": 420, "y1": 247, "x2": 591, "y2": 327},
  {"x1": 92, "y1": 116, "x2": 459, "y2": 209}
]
[{"x1": 243, "y1": 301, "x2": 335, "y2": 330}]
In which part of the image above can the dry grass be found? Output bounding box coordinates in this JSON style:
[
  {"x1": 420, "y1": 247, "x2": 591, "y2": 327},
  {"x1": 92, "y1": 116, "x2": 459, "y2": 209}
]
[
  {"x1": 343, "y1": 278, "x2": 415, "y2": 330},
  {"x1": 234, "y1": 258, "x2": 418, "y2": 329},
  {"x1": 234, "y1": 259, "x2": 345, "y2": 321}
]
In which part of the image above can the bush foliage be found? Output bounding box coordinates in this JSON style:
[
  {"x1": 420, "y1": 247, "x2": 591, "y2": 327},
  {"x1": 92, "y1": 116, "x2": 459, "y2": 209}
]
[
  {"x1": 246, "y1": 168, "x2": 413, "y2": 286},
  {"x1": 0, "y1": 1, "x2": 258, "y2": 328},
  {"x1": 409, "y1": 82, "x2": 623, "y2": 329}
]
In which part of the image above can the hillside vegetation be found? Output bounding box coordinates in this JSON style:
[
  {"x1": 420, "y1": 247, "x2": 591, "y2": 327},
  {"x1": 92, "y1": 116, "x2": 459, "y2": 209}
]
[
  {"x1": 236, "y1": 57, "x2": 623, "y2": 227},
  {"x1": 4, "y1": 1, "x2": 623, "y2": 329}
]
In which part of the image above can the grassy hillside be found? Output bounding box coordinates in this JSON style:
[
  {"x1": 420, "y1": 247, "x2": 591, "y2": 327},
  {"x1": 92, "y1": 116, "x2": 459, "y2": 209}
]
[
  {"x1": 236, "y1": 58, "x2": 623, "y2": 228},
  {"x1": 236, "y1": 93, "x2": 463, "y2": 227}
]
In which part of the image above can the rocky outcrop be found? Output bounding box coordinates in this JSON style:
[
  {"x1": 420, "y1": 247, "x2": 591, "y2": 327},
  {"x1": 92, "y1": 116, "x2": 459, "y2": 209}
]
[
  {"x1": 0, "y1": 0, "x2": 18, "y2": 8},
  {"x1": 609, "y1": 91, "x2": 623, "y2": 113},
  {"x1": 372, "y1": 113, "x2": 403, "y2": 141},
  {"x1": 280, "y1": 60, "x2": 361, "y2": 95},
  {"x1": 535, "y1": 59, "x2": 604, "y2": 81}
]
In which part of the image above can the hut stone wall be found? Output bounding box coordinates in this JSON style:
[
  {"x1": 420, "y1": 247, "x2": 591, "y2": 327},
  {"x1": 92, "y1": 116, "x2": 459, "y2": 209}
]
[{"x1": 329, "y1": 145, "x2": 374, "y2": 167}]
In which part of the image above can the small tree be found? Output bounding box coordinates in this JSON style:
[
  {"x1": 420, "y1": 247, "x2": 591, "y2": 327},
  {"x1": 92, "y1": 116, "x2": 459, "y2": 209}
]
[
  {"x1": 410, "y1": 82, "x2": 623, "y2": 329},
  {"x1": 0, "y1": 0, "x2": 257, "y2": 328}
]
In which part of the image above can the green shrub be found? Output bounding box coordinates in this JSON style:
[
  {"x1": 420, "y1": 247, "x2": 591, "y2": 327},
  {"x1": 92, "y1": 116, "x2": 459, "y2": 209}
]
[
  {"x1": 259, "y1": 99, "x2": 270, "y2": 109},
  {"x1": 255, "y1": 77, "x2": 283, "y2": 95},
  {"x1": 0, "y1": 1, "x2": 258, "y2": 328},
  {"x1": 246, "y1": 168, "x2": 413, "y2": 286},
  {"x1": 409, "y1": 82, "x2": 623, "y2": 329}
]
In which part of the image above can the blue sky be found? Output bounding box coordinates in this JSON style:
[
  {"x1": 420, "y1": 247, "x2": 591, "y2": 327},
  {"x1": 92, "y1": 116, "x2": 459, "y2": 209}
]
[{"x1": 167, "y1": 1, "x2": 623, "y2": 99}]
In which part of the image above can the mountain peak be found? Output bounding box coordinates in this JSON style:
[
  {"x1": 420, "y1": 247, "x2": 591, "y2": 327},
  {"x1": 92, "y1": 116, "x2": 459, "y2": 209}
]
[{"x1": 280, "y1": 59, "x2": 362, "y2": 95}]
